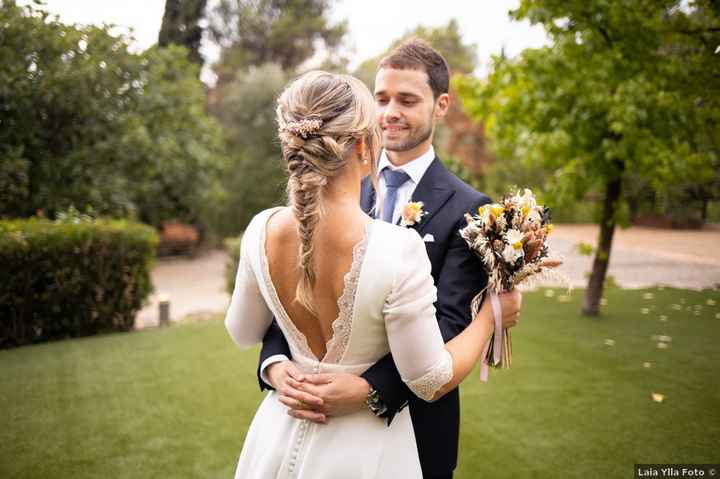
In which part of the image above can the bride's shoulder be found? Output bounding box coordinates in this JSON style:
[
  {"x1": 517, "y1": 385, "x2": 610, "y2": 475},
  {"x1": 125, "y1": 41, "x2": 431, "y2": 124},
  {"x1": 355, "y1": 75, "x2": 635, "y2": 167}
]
[
  {"x1": 237, "y1": 207, "x2": 287, "y2": 251},
  {"x1": 370, "y1": 222, "x2": 425, "y2": 255},
  {"x1": 245, "y1": 206, "x2": 287, "y2": 233}
]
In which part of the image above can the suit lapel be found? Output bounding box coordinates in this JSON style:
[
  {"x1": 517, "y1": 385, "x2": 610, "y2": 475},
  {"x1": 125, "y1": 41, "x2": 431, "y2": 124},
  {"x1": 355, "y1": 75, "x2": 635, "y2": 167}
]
[
  {"x1": 360, "y1": 175, "x2": 376, "y2": 216},
  {"x1": 404, "y1": 157, "x2": 454, "y2": 234}
]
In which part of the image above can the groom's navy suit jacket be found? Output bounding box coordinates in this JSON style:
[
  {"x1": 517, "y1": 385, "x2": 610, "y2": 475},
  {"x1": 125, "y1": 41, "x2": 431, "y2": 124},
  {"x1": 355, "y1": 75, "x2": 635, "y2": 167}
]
[{"x1": 258, "y1": 156, "x2": 491, "y2": 478}]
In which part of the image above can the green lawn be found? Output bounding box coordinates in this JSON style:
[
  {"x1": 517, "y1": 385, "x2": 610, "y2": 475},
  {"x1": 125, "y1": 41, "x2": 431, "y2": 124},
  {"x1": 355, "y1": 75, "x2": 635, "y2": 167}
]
[{"x1": 1, "y1": 287, "x2": 719, "y2": 478}]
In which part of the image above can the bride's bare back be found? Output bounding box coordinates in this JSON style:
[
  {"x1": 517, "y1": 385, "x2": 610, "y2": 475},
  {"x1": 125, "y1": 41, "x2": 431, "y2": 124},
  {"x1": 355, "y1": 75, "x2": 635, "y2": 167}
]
[{"x1": 265, "y1": 207, "x2": 371, "y2": 361}]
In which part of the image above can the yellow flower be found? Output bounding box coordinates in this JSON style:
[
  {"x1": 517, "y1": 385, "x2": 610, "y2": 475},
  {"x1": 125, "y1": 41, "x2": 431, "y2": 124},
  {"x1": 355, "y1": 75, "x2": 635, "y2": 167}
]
[
  {"x1": 521, "y1": 205, "x2": 530, "y2": 217},
  {"x1": 490, "y1": 205, "x2": 504, "y2": 217},
  {"x1": 477, "y1": 205, "x2": 487, "y2": 216},
  {"x1": 404, "y1": 202, "x2": 422, "y2": 217},
  {"x1": 400, "y1": 201, "x2": 426, "y2": 227},
  {"x1": 546, "y1": 223, "x2": 554, "y2": 234}
]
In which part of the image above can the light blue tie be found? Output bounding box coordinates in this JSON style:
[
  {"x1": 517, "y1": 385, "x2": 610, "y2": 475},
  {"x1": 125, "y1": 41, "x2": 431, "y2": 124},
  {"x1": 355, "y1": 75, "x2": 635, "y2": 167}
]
[{"x1": 381, "y1": 168, "x2": 411, "y2": 223}]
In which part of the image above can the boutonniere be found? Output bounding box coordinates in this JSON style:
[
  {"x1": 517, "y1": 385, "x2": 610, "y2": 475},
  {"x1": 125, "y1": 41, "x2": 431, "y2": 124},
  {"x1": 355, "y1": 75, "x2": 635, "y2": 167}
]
[{"x1": 400, "y1": 201, "x2": 428, "y2": 227}]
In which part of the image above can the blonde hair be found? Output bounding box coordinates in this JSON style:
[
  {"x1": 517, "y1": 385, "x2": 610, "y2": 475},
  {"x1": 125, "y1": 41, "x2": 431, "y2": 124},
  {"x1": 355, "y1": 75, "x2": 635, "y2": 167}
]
[{"x1": 276, "y1": 71, "x2": 380, "y2": 314}]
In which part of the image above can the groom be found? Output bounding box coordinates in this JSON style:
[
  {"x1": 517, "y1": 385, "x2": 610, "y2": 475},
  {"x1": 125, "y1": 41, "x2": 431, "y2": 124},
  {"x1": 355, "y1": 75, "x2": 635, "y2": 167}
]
[{"x1": 259, "y1": 39, "x2": 514, "y2": 479}]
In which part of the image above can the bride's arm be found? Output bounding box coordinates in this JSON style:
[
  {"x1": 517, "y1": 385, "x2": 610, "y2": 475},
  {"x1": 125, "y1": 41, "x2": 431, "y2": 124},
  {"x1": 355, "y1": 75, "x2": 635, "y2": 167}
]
[
  {"x1": 384, "y1": 229, "x2": 520, "y2": 403},
  {"x1": 224, "y1": 232, "x2": 274, "y2": 348},
  {"x1": 429, "y1": 291, "x2": 519, "y2": 400}
]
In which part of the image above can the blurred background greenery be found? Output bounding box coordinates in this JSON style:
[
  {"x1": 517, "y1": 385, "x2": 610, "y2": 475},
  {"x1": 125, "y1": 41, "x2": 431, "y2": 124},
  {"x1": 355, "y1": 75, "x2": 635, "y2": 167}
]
[
  {"x1": 4, "y1": 0, "x2": 717, "y2": 236},
  {"x1": 2, "y1": 0, "x2": 718, "y2": 321}
]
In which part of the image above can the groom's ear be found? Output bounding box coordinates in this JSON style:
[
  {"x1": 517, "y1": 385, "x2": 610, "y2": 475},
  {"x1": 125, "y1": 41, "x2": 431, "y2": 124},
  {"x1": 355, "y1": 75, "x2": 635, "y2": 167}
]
[{"x1": 434, "y1": 93, "x2": 450, "y2": 120}]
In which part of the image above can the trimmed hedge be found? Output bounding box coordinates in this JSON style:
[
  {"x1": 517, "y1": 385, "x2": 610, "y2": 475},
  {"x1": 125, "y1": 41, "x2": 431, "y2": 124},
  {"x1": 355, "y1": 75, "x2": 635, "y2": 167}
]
[{"x1": 0, "y1": 218, "x2": 158, "y2": 348}]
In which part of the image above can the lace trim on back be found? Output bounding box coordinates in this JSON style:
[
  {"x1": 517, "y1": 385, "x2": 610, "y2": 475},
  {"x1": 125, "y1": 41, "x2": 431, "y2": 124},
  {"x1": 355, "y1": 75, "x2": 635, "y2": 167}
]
[
  {"x1": 323, "y1": 222, "x2": 371, "y2": 363},
  {"x1": 259, "y1": 211, "x2": 372, "y2": 364}
]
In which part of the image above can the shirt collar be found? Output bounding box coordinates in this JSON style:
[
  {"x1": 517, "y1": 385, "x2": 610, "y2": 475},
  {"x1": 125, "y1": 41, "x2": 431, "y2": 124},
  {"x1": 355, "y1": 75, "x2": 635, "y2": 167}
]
[{"x1": 377, "y1": 145, "x2": 436, "y2": 185}]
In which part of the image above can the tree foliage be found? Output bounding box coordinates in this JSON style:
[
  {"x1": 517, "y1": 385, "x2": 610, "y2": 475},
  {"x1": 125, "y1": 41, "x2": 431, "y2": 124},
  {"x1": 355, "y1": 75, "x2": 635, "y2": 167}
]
[
  {"x1": 0, "y1": 1, "x2": 225, "y2": 226},
  {"x1": 455, "y1": 0, "x2": 720, "y2": 315},
  {"x1": 158, "y1": 0, "x2": 208, "y2": 65},
  {"x1": 205, "y1": 0, "x2": 348, "y2": 235},
  {"x1": 210, "y1": 0, "x2": 346, "y2": 82},
  {"x1": 206, "y1": 63, "x2": 290, "y2": 236},
  {"x1": 353, "y1": 19, "x2": 477, "y2": 87}
]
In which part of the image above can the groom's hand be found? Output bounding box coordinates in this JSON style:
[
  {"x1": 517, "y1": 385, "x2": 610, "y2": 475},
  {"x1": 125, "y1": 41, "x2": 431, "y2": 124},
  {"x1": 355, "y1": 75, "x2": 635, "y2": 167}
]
[{"x1": 284, "y1": 373, "x2": 370, "y2": 423}]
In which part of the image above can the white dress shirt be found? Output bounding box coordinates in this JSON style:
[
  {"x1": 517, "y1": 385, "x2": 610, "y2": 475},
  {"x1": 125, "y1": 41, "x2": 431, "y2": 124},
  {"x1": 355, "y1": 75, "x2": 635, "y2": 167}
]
[
  {"x1": 259, "y1": 145, "x2": 437, "y2": 384},
  {"x1": 374, "y1": 145, "x2": 436, "y2": 224}
]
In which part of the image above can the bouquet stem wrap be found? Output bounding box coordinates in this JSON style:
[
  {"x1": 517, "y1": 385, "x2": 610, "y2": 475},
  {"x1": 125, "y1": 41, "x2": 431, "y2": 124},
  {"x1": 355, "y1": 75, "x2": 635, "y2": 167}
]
[{"x1": 474, "y1": 291, "x2": 512, "y2": 382}]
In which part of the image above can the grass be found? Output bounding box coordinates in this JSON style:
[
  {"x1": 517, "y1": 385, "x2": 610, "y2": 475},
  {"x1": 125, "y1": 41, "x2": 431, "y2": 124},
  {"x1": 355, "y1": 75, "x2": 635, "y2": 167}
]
[{"x1": 1, "y1": 287, "x2": 719, "y2": 479}]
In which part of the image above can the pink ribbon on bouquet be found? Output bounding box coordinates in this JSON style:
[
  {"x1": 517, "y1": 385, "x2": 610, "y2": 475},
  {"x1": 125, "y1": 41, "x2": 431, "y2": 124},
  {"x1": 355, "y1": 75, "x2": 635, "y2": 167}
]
[{"x1": 480, "y1": 292, "x2": 504, "y2": 382}]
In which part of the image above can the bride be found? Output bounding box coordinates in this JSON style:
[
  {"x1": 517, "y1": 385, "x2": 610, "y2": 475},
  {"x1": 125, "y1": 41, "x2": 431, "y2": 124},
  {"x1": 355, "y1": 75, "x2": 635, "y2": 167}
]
[{"x1": 224, "y1": 70, "x2": 522, "y2": 478}]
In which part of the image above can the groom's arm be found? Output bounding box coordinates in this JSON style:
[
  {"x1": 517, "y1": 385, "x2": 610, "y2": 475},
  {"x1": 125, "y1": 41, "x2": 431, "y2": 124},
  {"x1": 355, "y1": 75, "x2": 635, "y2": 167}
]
[
  {"x1": 360, "y1": 196, "x2": 492, "y2": 422},
  {"x1": 257, "y1": 319, "x2": 292, "y2": 391}
]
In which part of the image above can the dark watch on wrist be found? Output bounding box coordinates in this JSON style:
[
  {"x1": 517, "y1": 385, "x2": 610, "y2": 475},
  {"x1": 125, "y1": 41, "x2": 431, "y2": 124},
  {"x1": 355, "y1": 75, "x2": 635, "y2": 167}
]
[{"x1": 365, "y1": 387, "x2": 388, "y2": 417}]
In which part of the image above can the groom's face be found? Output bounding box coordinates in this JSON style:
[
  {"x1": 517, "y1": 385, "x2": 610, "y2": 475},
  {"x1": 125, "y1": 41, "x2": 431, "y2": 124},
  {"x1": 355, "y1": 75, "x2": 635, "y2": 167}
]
[{"x1": 374, "y1": 67, "x2": 439, "y2": 153}]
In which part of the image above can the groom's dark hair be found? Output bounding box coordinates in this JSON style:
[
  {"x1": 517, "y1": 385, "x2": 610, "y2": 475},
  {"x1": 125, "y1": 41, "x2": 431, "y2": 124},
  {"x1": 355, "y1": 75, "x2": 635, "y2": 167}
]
[{"x1": 378, "y1": 38, "x2": 450, "y2": 99}]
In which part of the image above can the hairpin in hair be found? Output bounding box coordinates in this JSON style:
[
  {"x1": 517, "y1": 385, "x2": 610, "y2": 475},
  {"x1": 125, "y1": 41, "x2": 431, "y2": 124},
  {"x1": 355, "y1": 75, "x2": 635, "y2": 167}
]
[{"x1": 280, "y1": 118, "x2": 323, "y2": 139}]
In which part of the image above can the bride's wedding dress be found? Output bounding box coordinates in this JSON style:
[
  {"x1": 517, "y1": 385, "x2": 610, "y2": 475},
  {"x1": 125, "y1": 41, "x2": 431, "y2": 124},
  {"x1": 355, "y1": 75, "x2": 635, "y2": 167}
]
[{"x1": 225, "y1": 206, "x2": 453, "y2": 479}]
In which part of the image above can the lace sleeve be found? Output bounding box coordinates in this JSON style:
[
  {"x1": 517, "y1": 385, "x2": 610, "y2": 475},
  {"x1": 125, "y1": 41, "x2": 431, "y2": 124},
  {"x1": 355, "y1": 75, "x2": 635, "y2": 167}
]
[
  {"x1": 383, "y1": 229, "x2": 454, "y2": 402},
  {"x1": 405, "y1": 349, "x2": 453, "y2": 401}
]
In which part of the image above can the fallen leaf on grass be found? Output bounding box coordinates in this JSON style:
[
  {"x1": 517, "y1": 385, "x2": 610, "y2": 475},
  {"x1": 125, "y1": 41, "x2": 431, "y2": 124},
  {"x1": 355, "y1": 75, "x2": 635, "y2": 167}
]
[{"x1": 651, "y1": 335, "x2": 672, "y2": 343}]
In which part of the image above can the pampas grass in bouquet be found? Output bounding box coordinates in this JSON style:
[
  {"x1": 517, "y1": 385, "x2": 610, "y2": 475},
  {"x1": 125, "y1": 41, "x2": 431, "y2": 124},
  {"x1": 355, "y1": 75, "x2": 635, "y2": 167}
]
[{"x1": 459, "y1": 188, "x2": 563, "y2": 381}]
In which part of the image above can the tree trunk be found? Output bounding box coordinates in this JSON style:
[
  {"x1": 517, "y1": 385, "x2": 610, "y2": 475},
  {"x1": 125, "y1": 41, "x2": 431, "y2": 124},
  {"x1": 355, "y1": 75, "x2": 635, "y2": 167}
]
[{"x1": 582, "y1": 175, "x2": 623, "y2": 316}]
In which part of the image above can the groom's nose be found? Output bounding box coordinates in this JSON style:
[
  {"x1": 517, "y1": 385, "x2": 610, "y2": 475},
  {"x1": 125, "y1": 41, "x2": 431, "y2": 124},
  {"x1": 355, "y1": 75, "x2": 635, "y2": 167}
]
[{"x1": 382, "y1": 100, "x2": 403, "y2": 123}]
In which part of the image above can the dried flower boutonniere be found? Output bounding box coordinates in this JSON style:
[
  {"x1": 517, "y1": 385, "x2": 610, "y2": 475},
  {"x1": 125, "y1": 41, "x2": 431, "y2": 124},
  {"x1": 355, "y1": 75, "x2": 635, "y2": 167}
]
[{"x1": 400, "y1": 201, "x2": 427, "y2": 227}]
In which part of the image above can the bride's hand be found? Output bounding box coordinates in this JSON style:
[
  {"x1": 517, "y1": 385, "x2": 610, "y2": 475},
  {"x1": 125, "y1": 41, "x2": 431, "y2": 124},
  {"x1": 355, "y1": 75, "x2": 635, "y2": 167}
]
[{"x1": 477, "y1": 289, "x2": 522, "y2": 330}]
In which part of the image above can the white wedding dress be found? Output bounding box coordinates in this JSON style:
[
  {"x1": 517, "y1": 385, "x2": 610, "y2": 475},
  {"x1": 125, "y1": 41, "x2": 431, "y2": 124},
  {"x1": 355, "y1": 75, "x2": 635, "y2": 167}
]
[{"x1": 225, "y1": 207, "x2": 453, "y2": 479}]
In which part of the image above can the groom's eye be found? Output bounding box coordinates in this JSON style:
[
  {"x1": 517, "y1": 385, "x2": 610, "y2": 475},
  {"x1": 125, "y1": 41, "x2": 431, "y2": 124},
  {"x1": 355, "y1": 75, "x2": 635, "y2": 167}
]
[{"x1": 376, "y1": 97, "x2": 389, "y2": 105}]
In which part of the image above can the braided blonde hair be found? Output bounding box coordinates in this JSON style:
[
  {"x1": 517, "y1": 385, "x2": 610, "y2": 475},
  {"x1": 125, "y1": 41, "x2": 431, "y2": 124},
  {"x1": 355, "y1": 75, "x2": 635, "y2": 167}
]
[{"x1": 276, "y1": 71, "x2": 380, "y2": 314}]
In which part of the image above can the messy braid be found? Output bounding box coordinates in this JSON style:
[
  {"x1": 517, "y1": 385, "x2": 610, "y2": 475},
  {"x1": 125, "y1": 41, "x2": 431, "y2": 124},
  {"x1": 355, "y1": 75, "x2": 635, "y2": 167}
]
[{"x1": 276, "y1": 71, "x2": 380, "y2": 314}]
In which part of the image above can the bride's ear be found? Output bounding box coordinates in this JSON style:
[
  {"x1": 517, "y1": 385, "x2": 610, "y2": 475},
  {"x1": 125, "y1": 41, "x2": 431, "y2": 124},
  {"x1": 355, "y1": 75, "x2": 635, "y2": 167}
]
[{"x1": 353, "y1": 137, "x2": 367, "y2": 163}]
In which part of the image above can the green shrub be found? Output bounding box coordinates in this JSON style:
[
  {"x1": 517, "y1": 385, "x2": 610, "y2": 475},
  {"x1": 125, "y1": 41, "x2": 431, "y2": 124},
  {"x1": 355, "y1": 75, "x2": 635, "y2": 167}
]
[
  {"x1": 0, "y1": 218, "x2": 158, "y2": 348},
  {"x1": 223, "y1": 235, "x2": 242, "y2": 295}
]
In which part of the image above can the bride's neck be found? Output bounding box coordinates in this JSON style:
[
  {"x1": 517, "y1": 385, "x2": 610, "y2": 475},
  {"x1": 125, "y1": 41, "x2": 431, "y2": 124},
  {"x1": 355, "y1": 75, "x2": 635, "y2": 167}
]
[{"x1": 322, "y1": 165, "x2": 364, "y2": 214}]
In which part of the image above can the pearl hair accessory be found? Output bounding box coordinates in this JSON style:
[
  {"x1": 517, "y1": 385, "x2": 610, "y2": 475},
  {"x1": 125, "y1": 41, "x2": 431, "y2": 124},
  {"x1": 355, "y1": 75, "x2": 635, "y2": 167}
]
[{"x1": 280, "y1": 118, "x2": 323, "y2": 138}]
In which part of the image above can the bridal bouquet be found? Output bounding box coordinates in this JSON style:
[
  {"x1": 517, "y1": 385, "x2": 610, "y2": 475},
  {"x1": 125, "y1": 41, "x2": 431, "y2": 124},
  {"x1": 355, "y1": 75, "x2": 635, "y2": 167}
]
[{"x1": 459, "y1": 188, "x2": 562, "y2": 381}]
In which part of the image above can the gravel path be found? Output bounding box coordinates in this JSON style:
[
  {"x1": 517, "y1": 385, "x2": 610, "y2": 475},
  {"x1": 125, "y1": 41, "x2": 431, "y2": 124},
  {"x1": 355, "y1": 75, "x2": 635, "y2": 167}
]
[
  {"x1": 545, "y1": 224, "x2": 720, "y2": 290},
  {"x1": 135, "y1": 224, "x2": 720, "y2": 328}
]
